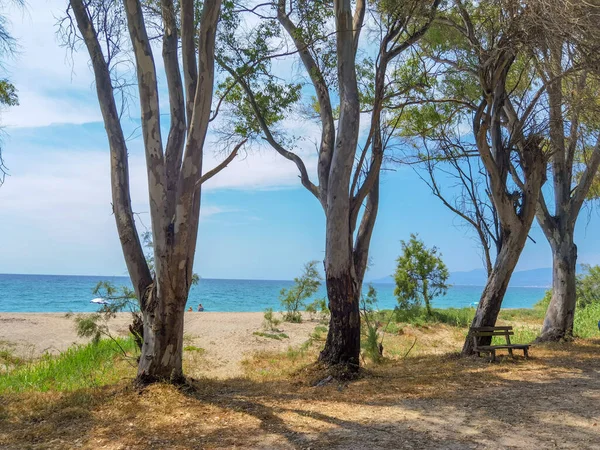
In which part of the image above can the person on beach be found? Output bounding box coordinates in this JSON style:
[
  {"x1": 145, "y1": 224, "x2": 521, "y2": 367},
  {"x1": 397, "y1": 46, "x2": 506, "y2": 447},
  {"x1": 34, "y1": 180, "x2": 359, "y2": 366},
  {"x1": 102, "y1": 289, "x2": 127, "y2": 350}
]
[
  {"x1": 188, "y1": 307, "x2": 193, "y2": 312},
  {"x1": 197, "y1": 303, "x2": 204, "y2": 312}
]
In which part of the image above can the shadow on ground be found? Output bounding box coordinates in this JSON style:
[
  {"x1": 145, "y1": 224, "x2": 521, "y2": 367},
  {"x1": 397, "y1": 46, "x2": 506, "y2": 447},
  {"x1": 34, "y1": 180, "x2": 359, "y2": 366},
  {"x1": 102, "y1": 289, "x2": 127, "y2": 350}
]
[{"x1": 1, "y1": 341, "x2": 599, "y2": 449}]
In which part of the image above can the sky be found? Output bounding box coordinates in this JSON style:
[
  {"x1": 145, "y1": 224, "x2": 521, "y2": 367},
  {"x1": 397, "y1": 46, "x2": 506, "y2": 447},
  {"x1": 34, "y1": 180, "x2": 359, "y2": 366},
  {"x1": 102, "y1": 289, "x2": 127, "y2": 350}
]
[{"x1": 0, "y1": 1, "x2": 599, "y2": 281}]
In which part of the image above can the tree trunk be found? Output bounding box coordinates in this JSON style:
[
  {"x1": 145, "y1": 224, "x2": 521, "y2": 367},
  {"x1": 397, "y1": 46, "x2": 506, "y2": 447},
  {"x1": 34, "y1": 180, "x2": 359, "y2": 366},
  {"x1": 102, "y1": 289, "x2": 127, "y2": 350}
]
[
  {"x1": 319, "y1": 271, "x2": 361, "y2": 370},
  {"x1": 137, "y1": 286, "x2": 187, "y2": 384},
  {"x1": 539, "y1": 233, "x2": 577, "y2": 341},
  {"x1": 462, "y1": 234, "x2": 524, "y2": 355}
]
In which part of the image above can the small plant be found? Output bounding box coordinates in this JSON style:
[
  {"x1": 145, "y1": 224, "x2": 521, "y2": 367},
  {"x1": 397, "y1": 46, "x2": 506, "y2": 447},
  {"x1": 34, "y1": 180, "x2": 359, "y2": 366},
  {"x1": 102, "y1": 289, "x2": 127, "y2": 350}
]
[
  {"x1": 183, "y1": 345, "x2": 205, "y2": 354},
  {"x1": 253, "y1": 331, "x2": 289, "y2": 340},
  {"x1": 394, "y1": 234, "x2": 449, "y2": 318},
  {"x1": 305, "y1": 297, "x2": 329, "y2": 322},
  {"x1": 360, "y1": 285, "x2": 395, "y2": 363},
  {"x1": 263, "y1": 308, "x2": 282, "y2": 331},
  {"x1": 280, "y1": 260, "x2": 322, "y2": 323}
]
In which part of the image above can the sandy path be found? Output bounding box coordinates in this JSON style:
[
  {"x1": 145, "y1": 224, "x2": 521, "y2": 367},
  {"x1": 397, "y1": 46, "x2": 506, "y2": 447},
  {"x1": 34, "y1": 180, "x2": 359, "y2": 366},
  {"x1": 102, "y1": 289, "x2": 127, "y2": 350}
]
[{"x1": 0, "y1": 312, "x2": 316, "y2": 377}]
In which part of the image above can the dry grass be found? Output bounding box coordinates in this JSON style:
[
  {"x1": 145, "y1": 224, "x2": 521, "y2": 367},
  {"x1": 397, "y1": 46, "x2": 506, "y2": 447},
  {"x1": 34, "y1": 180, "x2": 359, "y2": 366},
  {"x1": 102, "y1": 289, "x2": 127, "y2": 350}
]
[{"x1": 1, "y1": 324, "x2": 600, "y2": 449}]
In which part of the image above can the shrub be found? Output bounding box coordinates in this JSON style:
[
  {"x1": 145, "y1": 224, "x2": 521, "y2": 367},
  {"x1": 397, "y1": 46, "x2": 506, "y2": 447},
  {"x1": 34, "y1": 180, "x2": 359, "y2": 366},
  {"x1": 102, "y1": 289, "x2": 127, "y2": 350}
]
[
  {"x1": 280, "y1": 261, "x2": 322, "y2": 323},
  {"x1": 394, "y1": 234, "x2": 449, "y2": 317},
  {"x1": 263, "y1": 308, "x2": 282, "y2": 331}
]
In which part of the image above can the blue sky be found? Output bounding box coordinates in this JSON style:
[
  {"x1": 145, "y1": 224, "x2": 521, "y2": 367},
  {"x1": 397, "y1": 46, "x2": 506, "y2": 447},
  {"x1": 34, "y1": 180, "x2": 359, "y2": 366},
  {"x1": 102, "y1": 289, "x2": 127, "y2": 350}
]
[{"x1": 0, "y1": 1, "x2": 599, "y2": 281}]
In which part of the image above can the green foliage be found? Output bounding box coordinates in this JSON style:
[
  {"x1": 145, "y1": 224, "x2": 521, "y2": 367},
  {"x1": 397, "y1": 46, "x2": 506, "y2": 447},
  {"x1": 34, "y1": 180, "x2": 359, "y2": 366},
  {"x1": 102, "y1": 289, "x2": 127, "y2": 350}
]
[
  {"x1": 280, "y1": 261, "x2": 322, "y2": 323},
  {"x1": 394, "y1": 305, "x2": 474, "y2": 328},
  {"x1": 71, "y1": 280, "x2": 142, "y2": 349},
  {"x1": 0, "y1": 337, "x2": 136, "y2": 393},
  {"x1": 574, "y1": 302, "x2": 600, "y2": 338},
  {"x1": 0, "y1": 79, "x2": 17, "y2": 107},
  {"x1": 576, "y1": 264, "x2": 600, "y2": 309},
  {"x1": 394, "y1": 234, "x2": 449, "y2": 317}
]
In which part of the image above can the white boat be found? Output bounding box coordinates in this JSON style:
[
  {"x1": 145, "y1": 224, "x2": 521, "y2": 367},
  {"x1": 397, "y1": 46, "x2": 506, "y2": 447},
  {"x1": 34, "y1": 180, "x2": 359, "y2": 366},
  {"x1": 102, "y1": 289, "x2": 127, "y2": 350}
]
[{"x1": 90, "y1": 297, "x2": 109, "y2": 305}]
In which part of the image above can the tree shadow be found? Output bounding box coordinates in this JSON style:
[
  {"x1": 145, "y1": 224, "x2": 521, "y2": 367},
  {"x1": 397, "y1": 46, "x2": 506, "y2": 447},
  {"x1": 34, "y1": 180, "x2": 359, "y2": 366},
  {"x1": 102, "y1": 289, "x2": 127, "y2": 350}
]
[{"x1": 1, "y1": 341, "x2": 599, "y2": 449}]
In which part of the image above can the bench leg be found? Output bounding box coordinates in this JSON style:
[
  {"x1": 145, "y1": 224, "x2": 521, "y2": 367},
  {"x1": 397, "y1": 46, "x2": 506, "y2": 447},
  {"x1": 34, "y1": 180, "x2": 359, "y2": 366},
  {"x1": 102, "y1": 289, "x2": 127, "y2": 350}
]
[
  {"x1": 523, "y1": 348, "x2": 529, "y2": 359},
  {"x1": 508, "y1": 348, "x2": 514, "y2": 358},
  {"x1": 489, "y1": 350, "x2": 496, "y2": 363}
]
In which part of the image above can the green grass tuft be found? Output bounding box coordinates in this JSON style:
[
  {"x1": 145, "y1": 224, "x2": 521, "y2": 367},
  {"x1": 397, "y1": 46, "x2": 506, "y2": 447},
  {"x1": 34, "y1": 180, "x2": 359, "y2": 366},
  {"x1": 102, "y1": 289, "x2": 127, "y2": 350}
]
[
  {"x1": 183, "y1": 345, "x2": 206, "y2": 354},
  {"x1": 0, "y1": 337, "x2": 137, "y2": 393},
  {"x1": 253, "y1": 331, "x2": 289, "y2": 340}
]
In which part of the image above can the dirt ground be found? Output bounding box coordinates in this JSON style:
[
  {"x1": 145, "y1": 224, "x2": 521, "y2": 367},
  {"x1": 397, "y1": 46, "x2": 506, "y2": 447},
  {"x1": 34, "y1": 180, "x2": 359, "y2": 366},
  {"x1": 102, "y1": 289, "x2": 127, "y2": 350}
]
[
  {"x1": 1, "y1": 314, "x2": 599, "y2": 449},
  {"x1": 0, "y1": 312, "x2": 316, "y2": 378}
]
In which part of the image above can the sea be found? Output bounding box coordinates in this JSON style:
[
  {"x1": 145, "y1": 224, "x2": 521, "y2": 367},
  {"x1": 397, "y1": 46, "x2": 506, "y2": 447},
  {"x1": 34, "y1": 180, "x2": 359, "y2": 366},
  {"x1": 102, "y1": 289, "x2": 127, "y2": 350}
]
[{"x1": 0, "y1": 274, "x2": 548, "y2": 313}]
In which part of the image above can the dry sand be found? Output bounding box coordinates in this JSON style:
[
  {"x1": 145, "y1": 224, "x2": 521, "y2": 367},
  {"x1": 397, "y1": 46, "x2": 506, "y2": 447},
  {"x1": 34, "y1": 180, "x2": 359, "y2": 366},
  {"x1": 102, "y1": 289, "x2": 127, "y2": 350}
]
[{"x1": 0, "y1": 312, "x2": 316, "y2": 378}]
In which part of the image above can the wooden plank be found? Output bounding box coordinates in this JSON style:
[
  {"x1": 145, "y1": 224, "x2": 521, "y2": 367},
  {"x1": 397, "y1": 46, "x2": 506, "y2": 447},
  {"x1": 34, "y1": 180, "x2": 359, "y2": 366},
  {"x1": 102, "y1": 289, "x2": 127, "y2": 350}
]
[
  {"x1": 475, "y1": 344, "x2": 530, "y2": 350},
  {"x1": 470, "y1": 326, "x2": 512, "y2": 331},
  {"x1": 472, "y1": 332, "x2": 514, "y2": 337}
]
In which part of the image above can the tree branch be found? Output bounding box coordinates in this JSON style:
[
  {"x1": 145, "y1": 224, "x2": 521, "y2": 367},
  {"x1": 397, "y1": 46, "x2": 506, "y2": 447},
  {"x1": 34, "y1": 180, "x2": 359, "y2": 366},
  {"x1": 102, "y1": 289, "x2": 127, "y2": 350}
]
[
  {"x1": 219, "y1": 58, "x2": 321, "y2": 202},
  {"x1": 70, "y1": 0, "x2": 152, "y2": 299},
  {"x1": 196, "y1": 139, "x2": 247, "y2": 187}
]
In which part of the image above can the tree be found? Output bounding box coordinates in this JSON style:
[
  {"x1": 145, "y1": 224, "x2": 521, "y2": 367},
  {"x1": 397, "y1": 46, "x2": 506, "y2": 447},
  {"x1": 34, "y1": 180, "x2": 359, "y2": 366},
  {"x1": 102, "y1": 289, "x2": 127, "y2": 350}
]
[
  {"x1": 522, "y1": 0, "x2": 600, "y2": 341},
  {"x1": 394, "y1": 0, "x2": 547, "y2": 354},
  {"x1": 64, "y1": 0, "x2": 244, "y2": 384},
  {"x1": 221, "y1": 0, "x2": 441, "y2": 372},
  {"x1": 394, "y1": 234, "x2": 449, "y2": 318},
  {"x1": 279, "y1": 260, "x2": 322, "y2": 323}
]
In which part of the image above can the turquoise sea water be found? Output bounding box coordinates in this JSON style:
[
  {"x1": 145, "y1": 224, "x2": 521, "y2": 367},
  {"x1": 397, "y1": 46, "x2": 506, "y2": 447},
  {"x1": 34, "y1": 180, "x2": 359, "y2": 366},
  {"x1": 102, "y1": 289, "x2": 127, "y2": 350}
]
[{"x1": 0, "y1": 274, "x2": 547, "y2": 313}]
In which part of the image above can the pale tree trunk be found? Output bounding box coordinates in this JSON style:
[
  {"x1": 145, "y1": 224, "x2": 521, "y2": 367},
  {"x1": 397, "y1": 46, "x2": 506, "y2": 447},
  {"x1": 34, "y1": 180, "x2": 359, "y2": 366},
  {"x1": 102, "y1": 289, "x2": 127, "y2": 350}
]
[
  {"x1": 539, "y1": 228, "x2": 578, "y2": 341},
  {"x1": 535, "y1": 64, "x2": 600, "y2": 341},
  {"x1": 138, "y1": 286, "x2": 187, "y2": 383},
  {"x1": 70, "y1": 0, "x2": 230, "y2": 384},
  {"x1": 228, "y1": 0, "x2": 438, "y2": 371}
]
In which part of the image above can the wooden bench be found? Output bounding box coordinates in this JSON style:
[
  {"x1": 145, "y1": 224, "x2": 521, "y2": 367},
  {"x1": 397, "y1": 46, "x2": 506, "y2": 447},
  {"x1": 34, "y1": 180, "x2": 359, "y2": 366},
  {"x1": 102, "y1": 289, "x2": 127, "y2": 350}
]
[{"x1": 470, "y1": 326, "x2": 530, "y2": 362}]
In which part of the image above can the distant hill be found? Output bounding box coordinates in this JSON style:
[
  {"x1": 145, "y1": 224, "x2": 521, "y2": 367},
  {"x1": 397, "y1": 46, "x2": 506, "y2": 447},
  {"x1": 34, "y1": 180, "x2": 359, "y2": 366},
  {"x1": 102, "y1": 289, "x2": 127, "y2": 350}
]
[{"x1": 371, "y1": 266, "x2": 583, "y2": 288}]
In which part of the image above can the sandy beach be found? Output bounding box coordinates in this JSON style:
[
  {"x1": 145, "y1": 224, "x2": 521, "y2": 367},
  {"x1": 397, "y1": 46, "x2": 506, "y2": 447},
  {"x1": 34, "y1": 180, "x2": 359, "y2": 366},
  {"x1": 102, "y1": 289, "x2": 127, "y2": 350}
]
[{"x1": 0, "y1": 312, "x2": 316, "y2": 378}]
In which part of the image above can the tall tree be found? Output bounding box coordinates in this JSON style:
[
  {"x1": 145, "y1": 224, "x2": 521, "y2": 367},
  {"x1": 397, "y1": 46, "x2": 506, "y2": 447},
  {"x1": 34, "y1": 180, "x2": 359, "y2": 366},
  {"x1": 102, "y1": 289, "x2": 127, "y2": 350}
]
[
  {"x1": 524, "y1": 0, "x2": 600, "y2": 341},
  {"x1": 393, "y1": 0, "x2": 547, "y2": 354},
  {"x1": 65, "y1": 0, "x2": 242, "y2": 384},
  {"x1": 220, "y1": 0, "x2": 441, "y2": 371}
]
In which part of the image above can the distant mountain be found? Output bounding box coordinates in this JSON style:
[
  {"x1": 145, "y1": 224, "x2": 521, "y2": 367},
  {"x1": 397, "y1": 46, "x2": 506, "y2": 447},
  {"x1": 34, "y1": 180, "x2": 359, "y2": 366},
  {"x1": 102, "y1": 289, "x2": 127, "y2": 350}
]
[{"x1": 371, "y1": 266, "x2": 584, "y2": 288}]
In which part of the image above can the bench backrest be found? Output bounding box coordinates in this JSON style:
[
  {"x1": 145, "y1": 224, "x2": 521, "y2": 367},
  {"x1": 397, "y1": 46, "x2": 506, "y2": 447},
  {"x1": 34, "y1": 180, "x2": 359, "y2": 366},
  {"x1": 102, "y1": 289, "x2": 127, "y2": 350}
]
[{"x1": 470, "y1": 326, "x2": 513, "y2": 346}]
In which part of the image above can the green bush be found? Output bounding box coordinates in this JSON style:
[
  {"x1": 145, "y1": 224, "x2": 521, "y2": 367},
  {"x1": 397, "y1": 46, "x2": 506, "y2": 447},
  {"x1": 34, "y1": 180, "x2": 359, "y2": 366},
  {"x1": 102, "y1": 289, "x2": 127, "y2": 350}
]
[
  {"x1": 280, "y1": 261, "x2": 322, "y2": 323},
  {"x1": 574, "y1": 302, "x2": 600, "y2": 338}
]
